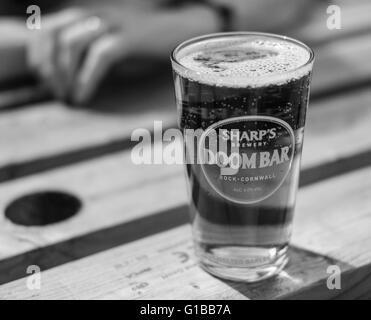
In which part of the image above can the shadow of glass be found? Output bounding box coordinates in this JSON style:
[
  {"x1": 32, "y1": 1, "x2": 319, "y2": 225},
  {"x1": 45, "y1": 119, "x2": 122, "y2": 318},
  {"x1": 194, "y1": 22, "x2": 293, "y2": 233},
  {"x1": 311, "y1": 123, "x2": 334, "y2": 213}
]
[{"x1": 217, "y1": 246, "x2": 351, "y2": 300}]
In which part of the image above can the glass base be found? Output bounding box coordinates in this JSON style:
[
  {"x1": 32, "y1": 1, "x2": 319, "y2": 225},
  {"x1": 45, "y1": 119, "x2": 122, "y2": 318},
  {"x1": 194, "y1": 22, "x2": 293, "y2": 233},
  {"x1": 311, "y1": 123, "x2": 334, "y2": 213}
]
[{"x1": 196, "y1": 244, "x2": 288, "y2": 283}]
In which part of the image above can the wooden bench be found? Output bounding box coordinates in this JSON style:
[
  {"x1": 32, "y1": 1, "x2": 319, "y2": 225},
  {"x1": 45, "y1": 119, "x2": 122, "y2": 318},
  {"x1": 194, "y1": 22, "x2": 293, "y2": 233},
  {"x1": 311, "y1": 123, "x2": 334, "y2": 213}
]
[{"x1": 0, "y1": 0, "x2": 371, "y2": 299}]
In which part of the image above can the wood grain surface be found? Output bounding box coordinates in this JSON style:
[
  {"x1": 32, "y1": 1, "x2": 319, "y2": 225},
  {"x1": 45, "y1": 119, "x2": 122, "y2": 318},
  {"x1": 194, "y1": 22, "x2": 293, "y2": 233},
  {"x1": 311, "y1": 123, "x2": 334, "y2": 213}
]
[
  {"x1": 1, "y1": 164, "x2": 371, "y2": 299},
  {"x1": 1, "y1": 0, "x2": 371, "y2": 300},
  {"x1": 0, "y1": 87, "x2": 370, "y2": 288}
]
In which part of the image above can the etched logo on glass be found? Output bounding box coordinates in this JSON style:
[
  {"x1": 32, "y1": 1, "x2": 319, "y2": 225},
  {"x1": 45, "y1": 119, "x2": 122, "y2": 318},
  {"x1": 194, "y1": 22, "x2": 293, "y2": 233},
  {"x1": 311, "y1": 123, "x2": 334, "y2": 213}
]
[{"x1": 199, "y1": 115, "x2": 295, "y2": 204}]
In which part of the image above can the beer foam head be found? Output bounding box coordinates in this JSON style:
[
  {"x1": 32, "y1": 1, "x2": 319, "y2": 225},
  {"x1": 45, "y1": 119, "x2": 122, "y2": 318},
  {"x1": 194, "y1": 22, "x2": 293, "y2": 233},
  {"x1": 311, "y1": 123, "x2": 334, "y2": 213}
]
[{"x1": 172, "y1": 33, "x2": 313, "y2": 88}]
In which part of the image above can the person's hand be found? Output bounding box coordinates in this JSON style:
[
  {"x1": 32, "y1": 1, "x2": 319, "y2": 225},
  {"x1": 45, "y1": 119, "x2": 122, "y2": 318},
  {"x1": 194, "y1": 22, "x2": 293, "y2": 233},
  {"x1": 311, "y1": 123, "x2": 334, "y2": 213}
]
[
  {"x1": 27, "y1": 5, "x2": 219, "y2": 105},
  {"x1": 28, "y1": 7, "x2": 121, "y2": 104}
]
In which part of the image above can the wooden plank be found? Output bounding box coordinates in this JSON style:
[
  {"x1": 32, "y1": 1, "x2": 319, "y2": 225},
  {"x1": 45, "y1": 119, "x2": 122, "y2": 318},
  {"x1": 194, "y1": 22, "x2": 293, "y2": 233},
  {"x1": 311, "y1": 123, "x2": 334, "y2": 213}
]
[
  {"x1": 1, "y1": 33, "x2": 371, "y2": 175},
  {"x1": 0, "y1": 88, "x2": 370, "y2": 273},
  {"x1": 301, "y1": 88, "x2": 371, "y2": 169},
  {"x1": 310, "y1": 34, "x2": 371, "y2": 95},
  {"x1": 1, "y1": 164, "x2": 371, "y2": 299},
  {"x1": 0, "y1": 74, "x2": 175, "y2": 170}
]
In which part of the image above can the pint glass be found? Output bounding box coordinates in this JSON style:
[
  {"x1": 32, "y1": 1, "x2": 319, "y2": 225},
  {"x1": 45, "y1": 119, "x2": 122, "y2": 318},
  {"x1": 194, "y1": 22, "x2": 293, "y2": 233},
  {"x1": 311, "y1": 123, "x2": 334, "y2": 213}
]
[{"x1": 171, "y1": 32, "x2": 314, "y2": 282}]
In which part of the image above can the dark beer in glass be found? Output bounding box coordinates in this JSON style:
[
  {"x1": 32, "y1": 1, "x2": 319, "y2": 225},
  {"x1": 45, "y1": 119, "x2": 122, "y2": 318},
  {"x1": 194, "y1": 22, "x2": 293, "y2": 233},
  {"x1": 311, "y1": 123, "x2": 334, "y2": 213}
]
[{"x1": 171, "y1": 32, "x2": 314, "y2": 282}]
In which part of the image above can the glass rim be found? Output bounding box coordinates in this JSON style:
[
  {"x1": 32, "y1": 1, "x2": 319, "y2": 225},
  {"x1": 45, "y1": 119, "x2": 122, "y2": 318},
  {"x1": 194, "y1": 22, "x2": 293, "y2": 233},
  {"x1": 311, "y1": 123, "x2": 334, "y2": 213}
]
[{"x1": 170, "y1": 31, "x2": 315, "y2": 83}]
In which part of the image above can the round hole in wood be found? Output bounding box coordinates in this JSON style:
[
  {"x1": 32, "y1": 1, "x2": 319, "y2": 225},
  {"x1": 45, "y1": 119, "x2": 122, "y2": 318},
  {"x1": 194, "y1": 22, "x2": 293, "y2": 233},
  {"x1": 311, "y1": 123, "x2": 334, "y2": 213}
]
[{"x1": 4, "y1": 191, "x2": 81, "y2": 226}]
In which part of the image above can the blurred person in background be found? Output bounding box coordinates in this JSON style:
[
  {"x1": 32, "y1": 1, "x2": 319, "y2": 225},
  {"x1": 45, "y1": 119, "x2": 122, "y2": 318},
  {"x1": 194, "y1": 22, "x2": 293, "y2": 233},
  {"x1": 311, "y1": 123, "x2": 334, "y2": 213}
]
[{"x1": 0, "y1": 0, "x2": 317, "y2": 105}]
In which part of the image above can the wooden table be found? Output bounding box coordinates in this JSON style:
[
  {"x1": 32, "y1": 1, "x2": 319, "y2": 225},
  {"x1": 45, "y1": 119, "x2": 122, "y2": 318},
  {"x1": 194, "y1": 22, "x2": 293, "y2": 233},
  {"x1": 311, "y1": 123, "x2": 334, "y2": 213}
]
[{"x1": 1, "y1": 1, "x2": 371, "y2": 299}]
